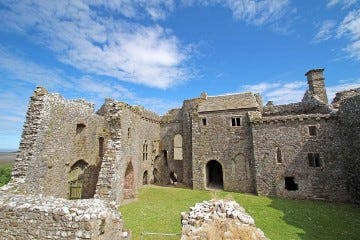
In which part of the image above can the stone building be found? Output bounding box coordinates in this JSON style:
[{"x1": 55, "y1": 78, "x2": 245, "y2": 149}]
[{"x1": 7, "y1": 69, "x2": 360, "y2": 204}]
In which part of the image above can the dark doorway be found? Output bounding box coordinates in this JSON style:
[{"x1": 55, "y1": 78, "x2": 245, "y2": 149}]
[
  {"x1": 143, "y1": 171, "x2": 148, "y2": 185},
  {"x1": 206, "y1": 160, "x2": 223, "y2": 189}
]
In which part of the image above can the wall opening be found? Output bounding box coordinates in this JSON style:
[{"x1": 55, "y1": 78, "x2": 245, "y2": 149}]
[
  {"x1": 308, "y1": 126, "x2": 317, "y2": 136},
  {"x1": 308, "y1": 153, "x2": 321, "y2": 167},
  {"x1": 231, "y1": 117, "x2": 241, "y2": 126},
  {"x1": 285, "y1": 177, "x2": 298, "y2": 191},
  {"x1": 206, "y1": 160, "x2": 223, "y2": 189},
  {"x1": 143, "y1": 170, "x2": 148, "y2": 185},
  {"x1": 276, "y1": 148, "x2": 282, "y2": 163},
  {"x1": 153, "y1": 168, "x2": 158, "y2": 183},
  {"x1": 143, "y1": 141, "x2": 148, "y2": 161},
  {"x1": 123, "y1": 161, "x2": 135, "y2": 199},
  {"x1": 202, "y1": 118, "x2": 207, "y2": 126},
  {"x1": 174, "y1": 134, "x2": 183, "y2": 160},
  {"x1": 76, "y1": 123, "x2": 86, "y2": 134},
  {"x1": 99, "y1": 137, "x2": 104, "y2": 158}
]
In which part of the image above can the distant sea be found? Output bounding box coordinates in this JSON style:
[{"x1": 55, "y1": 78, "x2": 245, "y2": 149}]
[{"x1": 0, "y1": 149, "x2": 18, "y2": 153}]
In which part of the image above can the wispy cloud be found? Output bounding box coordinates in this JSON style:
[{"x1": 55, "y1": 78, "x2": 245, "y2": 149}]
[
  {"x1": 240, "y1": 81, "x2": 306, "y2": 104},
  {"x1": 182, "y1": 0, "x2": 293, "y2": 26},
  {"x1": 240, "y1": 79, "x2": 360, "y2": 105},
  {"x1": 0, "y1": 1, "x2": 191, "y2": 89},
  {"x1": 337, "y1": 9, "x2": 360, "y2": 60},
  {"x1": 327, "y1": 0, "x2": 358, "y2": 8},
  {"x1": 312, "y1": 20, "x2": 337, "y2": 43}
]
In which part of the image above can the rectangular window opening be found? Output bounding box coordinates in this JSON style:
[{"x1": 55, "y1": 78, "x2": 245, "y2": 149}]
[
  {"x1": 231, "y1": 117, "x2": 241, "y2": 126},
  {"x1": 308, "y1": 126, "x2": 317, "y2": 136},
  {"x1": 202, "y1": 118, "x2": 207, "y2": 126},
  {"x1": 308, "y1": 153, "x2": 321, "y2": 167}
]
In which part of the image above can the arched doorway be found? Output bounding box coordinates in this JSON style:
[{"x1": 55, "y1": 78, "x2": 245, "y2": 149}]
[
  {"x1": 206, "y1": 160, "x2": 223, "y2": 189},
  {"x1": 68, "y1": 160, "x2": 88, "y2": 199},
  {"x1": 143, "y1": 170, "x2": 148, "y2": 185},
  {"x1": 124, "y1": 162, "x2": 135, "y2": 199}
]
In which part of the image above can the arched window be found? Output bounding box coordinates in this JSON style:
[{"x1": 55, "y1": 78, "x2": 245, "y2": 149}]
[
  {"x1": 143, "y1": 141, "x2": 148, "y2": 161},
  {"x1": 174, "y1": 134, "x2": 183, "y2": 160},
  {"x1": 276, "y1": 148, "x2": 282, "y2": 163}
]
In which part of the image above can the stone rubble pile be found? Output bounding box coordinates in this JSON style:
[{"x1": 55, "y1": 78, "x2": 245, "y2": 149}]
[{"x1": 181, "y1": 199, "x2": 268, "y2": 240}]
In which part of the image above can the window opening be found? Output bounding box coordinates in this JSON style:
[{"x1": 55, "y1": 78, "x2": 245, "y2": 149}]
[
  {"x1": 308, "y1": 126, "x2": 317, "y2": 136},
  {"x1": 276, "y1": 148, "x2": 282, "y2": 163},
  {"x1": 308, "y1": 153, "x2": 321, "y2": 167},
  {"x1": 76, "y1": 123, "x2": 86, "y2": 134},
  {"x1": 202, "y1": 118, "x2": 207, "y2": 126},
  {"x1": 143, "y1": 171, "x2": 148, "y2": 185},
  {"x1": 143, "y1": 141, "x2": 148, "y2": 161},
  {"x1": 285, "y1": 177, "x2": 298, "y2": 191},
  {"x1": 127, "y1": 128, "x2": 131, "y2": 139},
  {"x1": 99, "y1": 137, "x2": 104, "y2": 158},
  {"x1": 231, "y1": 117, "x2": 241, "y2": 126}
]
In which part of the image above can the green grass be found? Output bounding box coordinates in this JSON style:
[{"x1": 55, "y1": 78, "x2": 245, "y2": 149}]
[
  {"x1": 120, "y1": 186, "x2": 360, "y2": 240},
  {"x1": 0, "y1": 165, "x2": 12, "y2": 187}
]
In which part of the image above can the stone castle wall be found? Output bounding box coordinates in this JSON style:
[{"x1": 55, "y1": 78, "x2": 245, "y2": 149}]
[
  {"x1": 12, "y1": 87, "x2": 105, "y2": 199},
  {"x1": 192, "y1": 109, "x2": 256, "y2": 193},
  {"x1": 338, "y1": 94, "x2": 360, "y2": 203},
  {"x1": 95, "y1": 99, "x2": 160, "y2": 203},
  {"x1": 251, "y1": 114, "x2": 350, "y2": 201}
]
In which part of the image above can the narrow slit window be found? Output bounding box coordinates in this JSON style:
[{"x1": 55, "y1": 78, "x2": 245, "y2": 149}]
[
  {"x1": 143, "y1": 141, "x2": 148, "y2": 161},
  {"x1": 99, "y1": 137, "x2": 104, "y2": 157},
  {"x1": 276, "y1": 148, "x2": 282, "y2": 163}
]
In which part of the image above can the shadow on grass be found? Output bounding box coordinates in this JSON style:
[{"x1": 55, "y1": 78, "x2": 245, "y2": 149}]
[{"x1": 268, "y1": 197, "x2": 360, "y2": 240}]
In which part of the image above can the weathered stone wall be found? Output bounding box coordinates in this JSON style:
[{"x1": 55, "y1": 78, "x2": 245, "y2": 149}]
[
  {"x1": 95, "y1": 99, "x2": 160, "y2": 203},
  {"x1": 192, "y1": 109, "x2": 256, "y2": 193},
  {"x1": 12, "y1": 87, "x2": 105, "y2": 199},
  {"x1": 338, "y1": 93, "x2": 360, "y2": 203},
  {"x1": 251, "y1": 113, "x2": 350, "y2": 201},
  {"x1": 0, "y1": 192, "x2": 128, "y2": 240}
]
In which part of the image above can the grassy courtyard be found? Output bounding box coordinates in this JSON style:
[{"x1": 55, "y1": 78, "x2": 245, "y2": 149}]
[{"x1": 120, "y1": 186, "x2": 360, "y2": 240}]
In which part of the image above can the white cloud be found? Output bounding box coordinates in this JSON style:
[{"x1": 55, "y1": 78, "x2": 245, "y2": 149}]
[
  {"x1": 337, "y1": 9, "x2": 360, "y2": 60},
  {"x1": 313, "y1": 20, "x2": 337, "y2": 43},
  {"x1": 327, "y1": 0, "x2": 358, "y2": 8},
  {"x1": 182, "y1": 0, "x2": 292, "y2": 26},
  {"x1": 0, "y1": 0, "x2": 190, "y2": 89},
  {"x1": 241, "y1": 81, "x2": 307, "y2": 104}
]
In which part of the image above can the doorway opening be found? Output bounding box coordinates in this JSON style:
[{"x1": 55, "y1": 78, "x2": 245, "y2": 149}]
[{"x1": 206, "y1": 160, "x2": 223, "y2": 189}]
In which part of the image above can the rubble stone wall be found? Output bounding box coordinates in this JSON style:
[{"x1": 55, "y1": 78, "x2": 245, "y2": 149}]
[
  {"x1": 338, "y1": 94, "x2": 360, "y2": 203},
  {"x1": 12, "y1": 87, "x2": 105, "y2": 199},
  {"x1": 192, "y1": 109, "x2": 256, "y2": 193},
  {"x1": 0, "y1": 192, "x2": 128, "y2": 240},
  {"x1": 251, "y1": 114, "x2": 350, "y2": 201}
]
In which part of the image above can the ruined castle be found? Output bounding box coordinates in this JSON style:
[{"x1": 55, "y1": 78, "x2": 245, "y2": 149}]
[{"x1": 8, "y1": 69, "x2": 360, "y2": 204}]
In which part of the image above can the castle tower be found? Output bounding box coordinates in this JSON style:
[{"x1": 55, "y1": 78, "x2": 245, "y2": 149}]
[{"x1": 305, "y1": 69, "x2": 328, "y2": 104}]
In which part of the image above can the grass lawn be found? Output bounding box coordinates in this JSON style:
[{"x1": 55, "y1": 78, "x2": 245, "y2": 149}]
[{"x1": 120, "y1": 186, "x2": 360, "y2": 240}]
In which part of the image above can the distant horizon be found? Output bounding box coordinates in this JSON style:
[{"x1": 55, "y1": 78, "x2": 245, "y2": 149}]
[{"x1": 0, "y1": 149, "x2": 18, "y2": 153}]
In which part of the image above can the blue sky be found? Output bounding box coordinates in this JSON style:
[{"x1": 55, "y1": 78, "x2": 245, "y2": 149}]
[{"x1": 1, "y1": 0, "x2": 360, "y2": 150}]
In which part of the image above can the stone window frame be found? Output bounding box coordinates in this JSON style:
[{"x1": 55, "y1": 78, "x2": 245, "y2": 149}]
[
  {"x1": 231, "y1": 116, "x2": 242, "y2": 127},
  {"x1": 142, "y1": 140, "x2": 148, "y2": 161},
  {"x1": 276, "y1": 148, "x2": 282, "y2": 164},
  {"x1": 308, "y1": 125, "x2": 317, "y2": 137},
  {"x1": 308, "y1": 152, "x2": 322, "y2": 167}
]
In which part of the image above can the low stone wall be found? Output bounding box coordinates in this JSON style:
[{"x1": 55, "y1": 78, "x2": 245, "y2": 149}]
[
  {"x1": 181, "y1": 200, "x2": 268, "y2": 240},
  {"x1": 0, "y1": 192, "x2": 129, "y2": 240}
]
